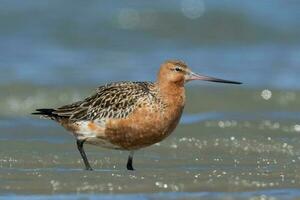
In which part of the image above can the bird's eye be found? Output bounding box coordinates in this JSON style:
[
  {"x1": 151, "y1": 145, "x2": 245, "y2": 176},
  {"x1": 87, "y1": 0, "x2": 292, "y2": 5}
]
[{"x1": 174, "y1": 67, "x2": 182, "y2": 72}]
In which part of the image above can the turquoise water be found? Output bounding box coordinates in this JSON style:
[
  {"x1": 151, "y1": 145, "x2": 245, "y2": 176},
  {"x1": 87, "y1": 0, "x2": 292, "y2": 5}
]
[{"x1": 1, "y1": 1, "x2": 300, "y2": 199}]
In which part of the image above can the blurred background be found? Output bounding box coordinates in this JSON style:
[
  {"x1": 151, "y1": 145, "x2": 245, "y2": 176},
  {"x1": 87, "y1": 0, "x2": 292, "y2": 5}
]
[
  {"x1": 1, "y1": 1, "x2": 300, "y2": 199},
  {"x1": 1, "y1": 0, "x2": 300, "y2": 116}
]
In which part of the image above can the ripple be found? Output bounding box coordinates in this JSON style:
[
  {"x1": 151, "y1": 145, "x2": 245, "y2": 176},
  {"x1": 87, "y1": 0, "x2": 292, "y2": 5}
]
[{"x1": 181, "y1": 111, "x2": 300, "y2": 125}]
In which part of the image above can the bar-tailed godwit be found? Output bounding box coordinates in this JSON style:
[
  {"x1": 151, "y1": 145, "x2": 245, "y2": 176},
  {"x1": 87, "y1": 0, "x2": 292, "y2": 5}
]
[{"x1": 32, "y1": 60, "x2": 241, "y2": 170}]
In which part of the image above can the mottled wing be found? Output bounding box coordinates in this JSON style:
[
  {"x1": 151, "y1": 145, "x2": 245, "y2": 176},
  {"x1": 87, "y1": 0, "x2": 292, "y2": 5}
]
[{"x1": 53, "y1": 82, "x2": 155, "y2": 121}]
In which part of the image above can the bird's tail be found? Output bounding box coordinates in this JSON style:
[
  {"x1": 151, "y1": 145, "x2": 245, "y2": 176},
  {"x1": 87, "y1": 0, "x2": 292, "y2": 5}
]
[{"x1": 32, "y1": 108, "x2": 58, "y2": 120}]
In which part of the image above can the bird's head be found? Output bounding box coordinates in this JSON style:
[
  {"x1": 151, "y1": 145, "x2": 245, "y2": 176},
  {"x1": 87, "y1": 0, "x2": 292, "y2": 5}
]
[{"x1": 158, "y1": 60, "x2": 242, "y2": 86}]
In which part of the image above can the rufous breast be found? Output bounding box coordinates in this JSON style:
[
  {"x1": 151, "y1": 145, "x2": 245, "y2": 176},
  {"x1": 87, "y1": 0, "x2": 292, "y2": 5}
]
[{"x1": 104, "y1": 90, "x2": 185, "y2": 150}]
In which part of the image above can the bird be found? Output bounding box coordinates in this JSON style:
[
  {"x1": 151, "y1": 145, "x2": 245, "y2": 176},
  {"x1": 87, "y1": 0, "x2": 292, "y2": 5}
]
[{"x1": 32, "y1": 60, "x2": 241, "y2": 171}]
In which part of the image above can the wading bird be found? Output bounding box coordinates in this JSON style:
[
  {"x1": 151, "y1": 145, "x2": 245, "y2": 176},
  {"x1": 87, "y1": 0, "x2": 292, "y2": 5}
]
[{"x1": 32, "y1": 60, "x2": 241, "y2": 171}]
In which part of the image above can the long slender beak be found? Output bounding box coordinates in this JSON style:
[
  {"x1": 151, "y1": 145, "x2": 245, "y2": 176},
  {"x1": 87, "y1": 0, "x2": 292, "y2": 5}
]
[{"x1": 187, "y1": 71, "x2": 242, "y2": 84}]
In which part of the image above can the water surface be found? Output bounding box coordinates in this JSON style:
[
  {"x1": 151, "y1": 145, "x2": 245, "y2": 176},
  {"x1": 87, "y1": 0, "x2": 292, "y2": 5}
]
[{"x1": 1, "y1": 1, "x2": 300, "y2": 199}]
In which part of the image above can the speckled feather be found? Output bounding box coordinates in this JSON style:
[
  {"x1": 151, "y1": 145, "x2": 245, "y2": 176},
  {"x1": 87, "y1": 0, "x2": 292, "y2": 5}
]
[{"x1": 53, "y1": 81, "x2": 164, "y2": 121}]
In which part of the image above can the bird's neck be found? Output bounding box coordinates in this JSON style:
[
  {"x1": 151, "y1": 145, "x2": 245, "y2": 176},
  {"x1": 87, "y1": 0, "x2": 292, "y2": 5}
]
[{"x1": 156, "y1": 80, "x2": 186, "y2": 106}]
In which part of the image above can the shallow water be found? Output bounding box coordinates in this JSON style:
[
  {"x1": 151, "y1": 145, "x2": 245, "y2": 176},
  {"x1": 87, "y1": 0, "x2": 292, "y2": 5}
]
[
  {"x1": 1, "y1": 87, "x2": 300, "y2": 199},
  {"x1": 1, "y1": 1, "x2": 300, "y2": 199}
]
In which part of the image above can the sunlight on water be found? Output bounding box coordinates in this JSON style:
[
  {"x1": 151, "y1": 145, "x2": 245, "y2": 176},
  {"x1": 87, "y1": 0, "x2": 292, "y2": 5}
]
[
  {"x1": 261, "y1": 89, "x2": 272, "y2": 100},
  {"x1": 1, "y1": 0, "x2": 300, "y2": 199},
  {"x1": 181, "y1": 0, "x2": 206, "y2": 19},
  {"x1": 0, "y1": 88, "x2": 300, "y2": 197}
]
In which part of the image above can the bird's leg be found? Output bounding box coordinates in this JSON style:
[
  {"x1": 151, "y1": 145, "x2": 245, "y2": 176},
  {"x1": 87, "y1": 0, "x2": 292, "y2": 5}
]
[
  {"x1": 126, "y1": 151, "x2": 135, "y2": 171},
  {"x1": 76, "y1": 140, "x2": 93, "y2": 171}
]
